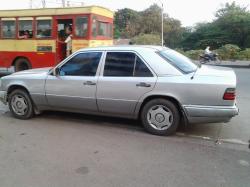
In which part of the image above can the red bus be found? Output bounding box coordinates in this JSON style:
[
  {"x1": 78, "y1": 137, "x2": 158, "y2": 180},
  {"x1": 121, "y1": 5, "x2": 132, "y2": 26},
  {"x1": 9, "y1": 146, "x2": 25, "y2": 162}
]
[{"x1": 0, "y1": 6, "x2": 113, "y2": 73}]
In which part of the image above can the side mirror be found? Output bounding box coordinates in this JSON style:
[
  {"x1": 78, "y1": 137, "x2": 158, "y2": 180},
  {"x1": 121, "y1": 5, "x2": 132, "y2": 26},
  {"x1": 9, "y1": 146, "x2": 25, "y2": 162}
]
[{"x1": 53, "y1": 67, "x2": 60, "y2": 76}]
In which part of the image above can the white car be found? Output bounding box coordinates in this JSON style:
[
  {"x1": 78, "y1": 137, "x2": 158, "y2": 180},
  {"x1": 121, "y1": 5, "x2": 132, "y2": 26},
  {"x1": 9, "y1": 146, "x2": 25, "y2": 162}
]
[{"x1": 0, "y1": 46, "x2": 239, "y2": 135}]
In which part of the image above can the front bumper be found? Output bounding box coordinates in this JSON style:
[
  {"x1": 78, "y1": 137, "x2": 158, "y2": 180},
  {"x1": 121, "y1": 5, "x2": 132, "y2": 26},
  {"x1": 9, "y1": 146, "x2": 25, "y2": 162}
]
[
  {"x1": 0, "y1": 91, "x2": 7, "y2": 105},
  {"x1": 183, "y1": 105, "x2": 239, "y2": 124}
]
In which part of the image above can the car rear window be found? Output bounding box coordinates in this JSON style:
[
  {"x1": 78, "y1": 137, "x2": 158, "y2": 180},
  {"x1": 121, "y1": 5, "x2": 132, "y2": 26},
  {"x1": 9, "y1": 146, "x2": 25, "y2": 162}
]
[{"x1": 158, "y1": 49, "x2": 197, "y2": 74}]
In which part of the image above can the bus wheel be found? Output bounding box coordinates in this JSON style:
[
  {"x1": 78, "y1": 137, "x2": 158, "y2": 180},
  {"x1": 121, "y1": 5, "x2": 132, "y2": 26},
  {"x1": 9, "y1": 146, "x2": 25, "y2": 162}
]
[{"x1": 14, "y1": 58, "x2": 31, "y2": 72}]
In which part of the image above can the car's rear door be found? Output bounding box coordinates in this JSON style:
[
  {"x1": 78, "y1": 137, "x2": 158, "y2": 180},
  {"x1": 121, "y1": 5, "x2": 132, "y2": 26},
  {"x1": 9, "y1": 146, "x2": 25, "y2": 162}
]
[
  {"x1": 45, "y1": 51, "x2": 103, "y2": 112},
  {"x1": 96, "y1": 51, "x2": 157, "y2": 116}
]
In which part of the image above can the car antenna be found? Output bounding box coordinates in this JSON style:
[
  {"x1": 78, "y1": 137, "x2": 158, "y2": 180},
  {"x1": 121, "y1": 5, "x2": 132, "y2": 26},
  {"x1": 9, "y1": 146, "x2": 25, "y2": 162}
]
[
  {"x1": 191, "y1": 67, "x2": 198, "y2": 80},
  {"x1": 191, "y1": 62, "x2": 202, "y2": 80}
]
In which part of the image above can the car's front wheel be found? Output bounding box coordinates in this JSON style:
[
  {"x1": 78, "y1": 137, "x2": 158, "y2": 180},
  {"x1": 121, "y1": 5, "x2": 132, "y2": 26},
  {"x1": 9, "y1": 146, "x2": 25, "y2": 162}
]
[
  {"x1": 141, "y1": 99, "x2": 180, "y2": 136},
  {"x1": 8, "y1": 89, "x2": 34, "y2": 119}
]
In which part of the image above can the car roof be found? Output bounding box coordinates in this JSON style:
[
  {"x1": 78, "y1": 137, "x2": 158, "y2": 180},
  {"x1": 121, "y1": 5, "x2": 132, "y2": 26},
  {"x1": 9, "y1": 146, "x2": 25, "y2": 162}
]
[{"x1": 77, "y1": 45, "x2": 169, "y2": 52}]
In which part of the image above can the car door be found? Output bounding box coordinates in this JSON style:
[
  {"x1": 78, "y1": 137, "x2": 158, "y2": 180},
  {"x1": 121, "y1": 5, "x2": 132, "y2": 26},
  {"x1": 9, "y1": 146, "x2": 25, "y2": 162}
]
[
  {"x1": 97, "y1": 51, "x2": 157, "y2": 116},
  {"x1": 45, "y1": 51, "x2": 103, "y2": 112}
]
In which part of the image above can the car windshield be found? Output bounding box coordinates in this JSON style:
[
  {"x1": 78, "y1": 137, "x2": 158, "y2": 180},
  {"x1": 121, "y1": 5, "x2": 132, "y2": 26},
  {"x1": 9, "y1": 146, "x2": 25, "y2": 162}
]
[{"x1": 158, "y1": 49, "x2": 197, "y2": 74}]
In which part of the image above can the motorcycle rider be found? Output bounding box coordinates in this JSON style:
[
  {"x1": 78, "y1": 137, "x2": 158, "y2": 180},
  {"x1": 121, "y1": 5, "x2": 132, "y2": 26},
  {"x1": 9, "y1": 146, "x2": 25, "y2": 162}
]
[{"x1": 204, "y1": 46, "x2": 215, "y2": 59}]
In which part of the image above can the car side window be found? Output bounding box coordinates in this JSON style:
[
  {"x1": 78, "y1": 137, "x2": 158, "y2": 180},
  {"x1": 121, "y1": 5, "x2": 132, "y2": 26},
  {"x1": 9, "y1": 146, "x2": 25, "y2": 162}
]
[
  {"x1": 134, "y1": 56, "x2": 153, "y2": 77},
  {"x1": 104, "y1": 52, "x2": 135, "y2": 77},
  {"x1": 60, "y1": 52, "x2": 102, "y2": 76},
  {"x1": 104, "y1": 52, "x2": 153, "y2": 77}
]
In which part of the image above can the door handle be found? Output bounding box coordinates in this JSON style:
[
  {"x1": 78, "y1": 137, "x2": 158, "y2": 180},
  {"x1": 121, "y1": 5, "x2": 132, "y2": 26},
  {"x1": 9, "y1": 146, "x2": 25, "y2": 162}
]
[
  {"x1": 83, "y1": 81, "x2": 96, "y2": 86},
  {"x1": 136, "y1": 82, "x2": 151, "y2": 87}
]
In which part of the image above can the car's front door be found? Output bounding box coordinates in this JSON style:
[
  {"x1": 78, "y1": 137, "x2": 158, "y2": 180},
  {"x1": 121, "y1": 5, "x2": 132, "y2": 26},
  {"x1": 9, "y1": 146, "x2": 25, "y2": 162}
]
[
  {"x1": 45, "y1": 51, "x2": 103, "y2": 112},
  {"x1": 97, "y1": 51, "x2": 157, "y2": 116}
]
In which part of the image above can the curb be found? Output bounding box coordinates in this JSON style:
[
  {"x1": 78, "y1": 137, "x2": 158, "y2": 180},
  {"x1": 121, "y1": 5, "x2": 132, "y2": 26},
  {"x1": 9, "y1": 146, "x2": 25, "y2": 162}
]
[{"x1": 215, "y1": 64, "x2": 250, "y2": 69}]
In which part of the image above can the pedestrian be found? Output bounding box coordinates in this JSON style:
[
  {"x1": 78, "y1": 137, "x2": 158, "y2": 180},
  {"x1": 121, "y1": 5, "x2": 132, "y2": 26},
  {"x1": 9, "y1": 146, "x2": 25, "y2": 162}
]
[{"x1": 65, "y1": 25, "x2": 73, "y2": 57}]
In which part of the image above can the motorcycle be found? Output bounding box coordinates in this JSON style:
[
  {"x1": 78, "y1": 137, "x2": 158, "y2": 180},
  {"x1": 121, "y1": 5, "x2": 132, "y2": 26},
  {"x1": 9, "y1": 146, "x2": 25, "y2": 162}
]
[{"x1": 199, "y1": 53, "x2": 221, "y2": 65}]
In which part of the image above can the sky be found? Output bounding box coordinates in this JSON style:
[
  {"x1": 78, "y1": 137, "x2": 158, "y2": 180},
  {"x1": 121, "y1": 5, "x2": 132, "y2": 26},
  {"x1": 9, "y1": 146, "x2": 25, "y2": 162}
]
[{"x1": 0, "y1": 0, "x2": 249, "y2": 26}]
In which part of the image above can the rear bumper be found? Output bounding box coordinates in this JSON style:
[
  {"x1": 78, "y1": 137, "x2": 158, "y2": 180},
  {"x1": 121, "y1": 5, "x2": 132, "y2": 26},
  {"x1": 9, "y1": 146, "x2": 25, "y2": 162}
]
[
  {"x1": 0, "y1": 91, "x2": 7, "y2": 105},
  {"x1": 183, "y1": 105, "x2": 239, "y2": 124}
]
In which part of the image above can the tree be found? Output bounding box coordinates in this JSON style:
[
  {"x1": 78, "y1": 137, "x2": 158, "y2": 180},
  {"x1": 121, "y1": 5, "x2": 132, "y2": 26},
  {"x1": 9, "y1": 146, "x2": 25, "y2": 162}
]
[
  {"x1": 114, "y1": 8, "x2": 141, "y2": 38},
  {"x1": 180, "y1": 2, "x2": 250, "y2": 50},
  {"x1": 215, "y1": 2, "x2": 250, "y2": 48},
  {"x1": 130, "y1": 34, "x2": 161, "y2": 45},
  {"x1": 140, "y1": 4, "x2": 162, "y2": 34},
  {"x1": 113, "y1": 4, "x2": 184, "y2": 48}
]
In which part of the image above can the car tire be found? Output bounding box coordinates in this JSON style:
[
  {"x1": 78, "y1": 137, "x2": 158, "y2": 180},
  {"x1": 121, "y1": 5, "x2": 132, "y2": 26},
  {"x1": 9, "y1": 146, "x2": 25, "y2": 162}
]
[
  {"x1": 14, "y1": 58, "x2": 31, "y2": 72},
  {"x1": 8, "y1": 89, "x2": 34, "y2": 120},
  {"x1": 141, "y1": 99, "x2": 180, "y2": 136}
]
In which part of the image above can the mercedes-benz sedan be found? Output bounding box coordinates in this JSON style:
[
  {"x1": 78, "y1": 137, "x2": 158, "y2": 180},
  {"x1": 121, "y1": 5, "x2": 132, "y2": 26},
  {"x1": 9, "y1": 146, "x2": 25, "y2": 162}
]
[{"x1": 0, "y1": 46, "x2": 239, "y2": 135}]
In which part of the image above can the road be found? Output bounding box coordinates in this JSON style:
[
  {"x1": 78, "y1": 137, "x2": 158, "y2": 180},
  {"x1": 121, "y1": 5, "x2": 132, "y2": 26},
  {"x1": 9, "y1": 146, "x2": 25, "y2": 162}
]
[{"x1": 0, "y1": 67, "x2": 249, "y2": 187}]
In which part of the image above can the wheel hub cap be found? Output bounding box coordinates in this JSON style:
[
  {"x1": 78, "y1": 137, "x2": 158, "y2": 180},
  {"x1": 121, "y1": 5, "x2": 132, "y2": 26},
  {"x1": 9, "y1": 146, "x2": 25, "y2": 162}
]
[
  {"x1": 147, "y1": 105, "x2": 173, "y2": 130},
  {"x1": 11, "y1": 95, "x2": 28, "y2": 116},
  {"x1": 155, "y1": 113, "x2": 165, "y2": 123}
]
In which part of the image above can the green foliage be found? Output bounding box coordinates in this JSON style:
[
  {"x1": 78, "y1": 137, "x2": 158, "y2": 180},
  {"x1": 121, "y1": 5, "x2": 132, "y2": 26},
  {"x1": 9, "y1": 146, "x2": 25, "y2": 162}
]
[
  {"x1": 216, "y1": 44, "x2": 241, "y2": 60},
  {"x1": 114, "y1": 8, "x2": 141, "y2": 38},
  {"x1": 130, "y1": 34, "x2": 161, "y2": 45},
  {"x1": 114, "y1": 4, "x2": 183, "y2": 48},
  {"x1": 181, "y1": 45, "x2": 250, "y2": 60},
  {"x1": 180, "y1": 2, "x2": 250, "y2": 50},
  {"x1": 114, "y1": 27, "x2": 121, "y2": 39},
  {"x1": 236, "y1": 49, "x2": 250, "y2": 60},
  {"x1": 174, "y1": 48, "x2": 185, "y2": 55},
  {"x1": 140, "y1": 4, "x2": 162, "y2": 34},
  {"x1": 114, "y1": 2, "x2": 250, "y2": 61},
  {"x1": 184, "y1": 50, "x2": 204, "y2": 60}
]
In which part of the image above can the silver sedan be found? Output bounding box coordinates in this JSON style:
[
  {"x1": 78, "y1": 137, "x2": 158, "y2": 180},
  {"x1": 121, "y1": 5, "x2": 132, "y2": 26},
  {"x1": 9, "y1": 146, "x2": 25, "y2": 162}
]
[{"x1": 0, "y1": 46, "x2": 239, "y2": 135}]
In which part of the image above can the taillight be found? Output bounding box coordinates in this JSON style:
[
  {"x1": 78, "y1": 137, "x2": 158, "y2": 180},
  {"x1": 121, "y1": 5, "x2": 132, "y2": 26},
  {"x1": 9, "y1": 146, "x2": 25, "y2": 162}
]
[{"x1": 223, "y1": 88, "x2": 236, "y2": 100}]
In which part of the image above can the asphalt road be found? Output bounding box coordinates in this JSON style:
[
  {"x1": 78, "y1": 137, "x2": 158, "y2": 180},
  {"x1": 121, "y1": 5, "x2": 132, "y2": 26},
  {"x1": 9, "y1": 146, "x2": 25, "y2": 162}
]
[{"x1": 0, "y1": 67, "x2": 250, "y2": 187}]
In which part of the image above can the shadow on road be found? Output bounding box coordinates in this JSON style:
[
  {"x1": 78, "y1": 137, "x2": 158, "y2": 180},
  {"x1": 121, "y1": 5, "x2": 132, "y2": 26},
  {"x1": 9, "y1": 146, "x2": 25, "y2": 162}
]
[{"x1": 3, "y1": 109, "x2": 198, "y2": 135}]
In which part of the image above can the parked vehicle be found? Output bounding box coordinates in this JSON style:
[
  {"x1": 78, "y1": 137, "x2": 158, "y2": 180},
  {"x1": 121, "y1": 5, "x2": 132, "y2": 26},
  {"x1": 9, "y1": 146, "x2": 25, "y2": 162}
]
[
  {"x1": 199, "y1": 53, "x2": 221, "y2": 65},
  {"x1": 0, "y1": 46, "x2": 239, "y2": 135}
]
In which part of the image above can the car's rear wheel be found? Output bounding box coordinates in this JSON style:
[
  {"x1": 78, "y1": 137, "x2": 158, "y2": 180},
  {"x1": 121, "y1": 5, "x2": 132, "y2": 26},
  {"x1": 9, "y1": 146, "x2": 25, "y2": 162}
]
[
  {"x1": 141, "y1": 99, "x2": 180, "y2": 136},
  {"x1": 8, "y1": 89, "x2": 34, "y2": 119}
]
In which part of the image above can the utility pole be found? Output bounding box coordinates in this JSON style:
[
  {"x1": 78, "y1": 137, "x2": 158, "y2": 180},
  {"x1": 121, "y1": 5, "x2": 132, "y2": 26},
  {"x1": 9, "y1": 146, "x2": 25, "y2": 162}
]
[
  {"x1": 29, "y1": 0, "x2": 33, "y2": 9},
  {"x1": 62, "y1": 0, "x2": 66, "y2": 7},
  {"x1": 157, "y1": 0, "x2": 164, "y2": 46},
  {"x1": 41, "y1": 0, "x2": 46, "y2": 8},
  {"x1": 161, "y1": 2, "x2": 164, "y2": 46}
]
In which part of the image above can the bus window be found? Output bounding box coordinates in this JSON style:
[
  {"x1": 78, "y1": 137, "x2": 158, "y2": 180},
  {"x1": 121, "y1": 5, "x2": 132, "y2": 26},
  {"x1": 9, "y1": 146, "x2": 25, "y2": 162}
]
[
  {"x1": 98, "y1": 21, "x2": 112, "y2": 38},
  {"x1": 75, "y1": 17, "x2": 88, "y2": 38},
  {"x1": 98, "y1": 22, "x2": 107, "y2": 36},
  {"x1": 2, "y1": 20, "x2": 16, "y2": 38},
  {"x1": 19, "y1": 20, "x2": 33, "y2": 39},
  {"x1": 36, "y1": 20, "x2": 52, "y2": 38}
]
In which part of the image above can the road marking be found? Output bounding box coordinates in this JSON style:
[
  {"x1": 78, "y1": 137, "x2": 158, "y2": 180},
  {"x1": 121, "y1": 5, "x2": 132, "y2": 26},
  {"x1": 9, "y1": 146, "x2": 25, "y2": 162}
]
[
  {"x1": 238, "y1": 160, "x2": 250, "y2": 167},
  {"x1": 176, "y1": 132, "x2": 249, "y2": 146},
  {"x1": 219, "y1": 139, "x2": 249, "y2": 145},
  {"x1": 176, "y1": 132, "x2": 212, "y2": 141}
]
